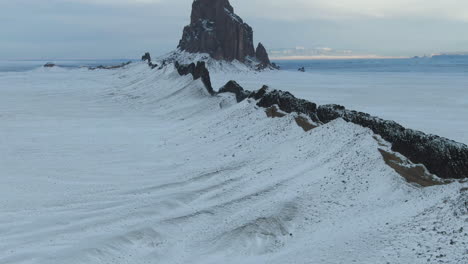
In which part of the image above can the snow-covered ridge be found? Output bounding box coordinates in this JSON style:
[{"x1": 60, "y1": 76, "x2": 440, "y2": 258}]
[
  {"x1": 167, "y1": 59, "x2": 468, "y2": 180},
  {"x1": 0, "y1": 62, "x2": 466, "y2": 263},
  {"x1": 155, "y1": 50, "x2": 273, "y2": 73}
]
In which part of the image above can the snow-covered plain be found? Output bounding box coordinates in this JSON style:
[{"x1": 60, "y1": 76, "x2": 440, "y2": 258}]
[{"x1": 0, "y1": 63, "x2": 467, "y2": 264}]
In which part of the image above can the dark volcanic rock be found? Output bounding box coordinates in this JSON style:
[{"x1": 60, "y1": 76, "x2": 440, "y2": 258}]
[
  {"x1": 141, "y1": 52, "x2": 151, "y2": 63},
  {"x1": 171, "y1": 61, "x2": 468, "y2": 180},
  {"x1": 317, "y1": 104, "x2": 468, "y2": 179},
  {"x1": 141, "y1": 52, "x2": 158, "y2": 69},
  {"x1": 174, "y1": 61, "x2": 215, "y2": 95},
  {"x1": 256, "y1": 43, "x2": 271, "y2": 67},
  {"x1": 271, "y1": 63, "x2": 280, "y2": 70},
  {"x1": 178, "y1": 0, "x2": 255, "y2": 62},
  {"x1": 178, "y1": 0, "x2": 273, "y2": 67},
  {"x1": 218, "y1": 80, "x2": 251, "y2": 102},
  {"x1": 253, "y1": 87, "x2": 320, "y2": 123}
]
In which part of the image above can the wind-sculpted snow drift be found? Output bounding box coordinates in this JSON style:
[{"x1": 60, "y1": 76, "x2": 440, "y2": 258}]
[
  {"x1": 171, "y1": 59, "x2": 468, "y2": 180},
  {"x1": 1, "y1": 61, "x2": 467, "y2": 264}
]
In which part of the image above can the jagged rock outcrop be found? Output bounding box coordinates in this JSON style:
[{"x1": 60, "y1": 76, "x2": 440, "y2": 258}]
[
  {"x1": 215, "y1": 74, "x2": 468, "y2": 180},
  {"x1": 250, "y1": 86, "x2": 320, "y2": 123},
  {"x1": 255, "y1": 43, "x2": 271, "y2": 67},
  {"x1": 141, "y1": 52, "x2": 158, "y2": 69},
  {"x1": 141, "y1": 52, "x2": 151, "y2": 63},
  {"x1": 168, "y1": 61, "x2": 468, "y2": 179},
  {"x1": 174, "y1": 61, "x2": 215, "y2": 95},
  {"x1": 178, "y1": 0, "x2": 273, "y2": 68},
  {"x1": 317, "y1": 105, "x2": 468, "y2": 180},
  {"x1": 218, "y1": 81, "x2": 251, "y2": 102}
]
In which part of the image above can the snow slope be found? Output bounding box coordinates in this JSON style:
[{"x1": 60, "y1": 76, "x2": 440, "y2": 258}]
[
  {"x1": 0, "y1": 63, "x2": 466, "y2": 264},
  {"x1": 208, "y1": 69, "x2": 468, "y2": 145}
]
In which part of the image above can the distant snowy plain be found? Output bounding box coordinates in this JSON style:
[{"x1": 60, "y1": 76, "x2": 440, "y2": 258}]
[{"x1": 0, "y1": 63, "x2": 466, "y2": 264}]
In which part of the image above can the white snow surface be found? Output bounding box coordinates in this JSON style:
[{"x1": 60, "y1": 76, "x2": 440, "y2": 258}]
[
  {"x1": 0, "y1": 63, "x2": 467, "y2": 264},
  {"x1": 207, "y1": 67, "x2": 468, "y2": 145},
  {"x1": 157, "y1": 50, "x2": 263, "y2": 73}
]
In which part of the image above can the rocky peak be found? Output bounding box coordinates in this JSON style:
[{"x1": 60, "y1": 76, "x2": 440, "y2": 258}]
[
  {"x1": 178, "y1": 0, "x2": 273, "y2": 67},
  {"x1": 256, "y1": 43, "x2": 271, "y2": 67}
]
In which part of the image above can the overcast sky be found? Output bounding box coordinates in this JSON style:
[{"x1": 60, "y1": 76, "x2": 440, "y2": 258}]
[{"x1": 1, "y1": 0, "x2": 468, "y2": 59}]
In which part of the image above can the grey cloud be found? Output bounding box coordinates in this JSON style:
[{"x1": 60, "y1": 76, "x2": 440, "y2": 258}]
[{"x1": 1, "y1": 0, "x2": 467, "y2": 59}]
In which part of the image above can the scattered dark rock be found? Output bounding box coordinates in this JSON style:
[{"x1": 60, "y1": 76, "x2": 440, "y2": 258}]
[
  {"x1": 170, "y1": 60, "x2": 468, "y2": 180},
  {"x1": 88, "y1": 61, "x2": 131, "y2": 70},
  {"x1": 158, "y1": 59, "x2": 168, "y2": 70},
  {"x1": 218, "y1": 81, "x2": 251, "y2": 102},
  {"x1": 43, "y1": 62, "x2": 56, "y2": 68},
  {"x1": 174, "y1": 61, "x2": 215, "y2": 95},
  {"x1": 298, "y1": 67, "x2": 305, "y2": 72}
]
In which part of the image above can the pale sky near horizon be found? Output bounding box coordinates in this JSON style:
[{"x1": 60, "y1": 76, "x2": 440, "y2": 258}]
[{"x1": 1, "y1": 0, "x2": 468, "y2": 59}]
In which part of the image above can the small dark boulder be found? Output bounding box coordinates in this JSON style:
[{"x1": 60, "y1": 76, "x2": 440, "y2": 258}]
[
  {"x1": 44, "y1": 62, "x2": 56, "y2": 68},
  {"x1": 88, "y1": 61, "x2": 131, "y2": 70},
  {"x1": 298, "y1": 67, "x2": 305, "y2": 72}
]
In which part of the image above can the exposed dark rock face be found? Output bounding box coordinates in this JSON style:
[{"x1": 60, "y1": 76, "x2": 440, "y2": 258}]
[
  {"x1": 252, "y1": 87, "x2": 320, "y2": 123},
  {"x1": 218, "y1": 80, "x2": 251, "y2": 102},
  {"x1": 141, "y1": 52, "x2": 158, "y2": 69},
  {"x1": 271, "y1": 63, "x2": 280, "y2": 70},
  {"x1": 174, "y1": 61, "x2": 215, "y2": 95},
  {"x1": 317, "y1": 105, "x2": 468, "y2": 180},
  {"x1": 44, "y1": 63, "x2": 56, "y2": 68},
  {"x1": 178, "y1": 0, "x2": 273, "y2": 68},
  {"x1": 298, "y1": 67, "x2": 305, "y2": 72},
  {"x1": 142, "y1": 52, "x2": 151, "y2": 63},
  {"x1": 170, "y1": 61, "x2": 468, "y2": 180},
  {"x1": 256, "y1": 43, "x2": 271, "y2": 67},
  {"x1": 178, "y1": 0, "x2": 255, "y2": 62}
]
